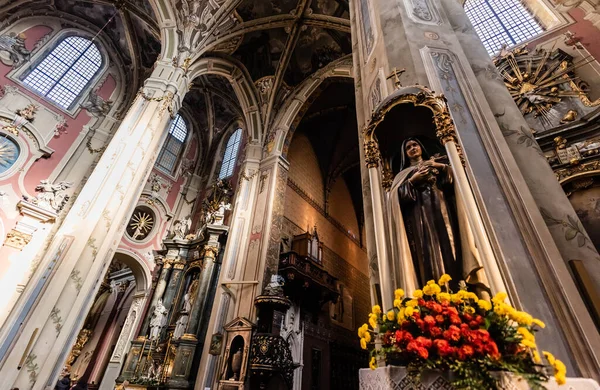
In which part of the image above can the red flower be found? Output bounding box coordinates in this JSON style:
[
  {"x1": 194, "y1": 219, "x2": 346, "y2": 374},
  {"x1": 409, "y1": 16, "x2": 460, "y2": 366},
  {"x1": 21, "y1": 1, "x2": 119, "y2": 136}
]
[
  {"x1": 469, "y1": 320, "x2": 480, "y2": 329},
  {"x1": 415, "y1": 336, "x2": 432, "y2": 348},
  {"x1": 458, "y1": 345, "x2": 475, "y2": 360},
  {"x1": 443, "y1": 325, "x2": 461, "y2": 342},
  {"x1": 416, "y1": 319, "x2": 425, "y2": 331},
  {"x1": 430, "y1": 326, "x2": 442, "y2": 337},
  {"x1": 418, "y1": 299, "x2": 426, "y2": 306},
  {"x1": 434, "y1": 339, "x2": 454, "y2": 357},
  {"x1": 424, "y1": 315, "x2": 436, "y2": 327},
  {"x1": 446, "y1": 307, "x2": 458, "y2": 316},
  {"x1": 462, "y1": 313, "x2": 473, "y2": 322},
  {"x1": 417, "y1": 347, "x2": 429, "y2": 359},
  {"x1": 485, "y1": 341, "x2": 500, "y2": 359},
  {"x1": 476, "y1": 329, "x2": 490, "y2": 341},
  {"x1": 435, "y1": 315, "x2": 445, "y2": 324}
]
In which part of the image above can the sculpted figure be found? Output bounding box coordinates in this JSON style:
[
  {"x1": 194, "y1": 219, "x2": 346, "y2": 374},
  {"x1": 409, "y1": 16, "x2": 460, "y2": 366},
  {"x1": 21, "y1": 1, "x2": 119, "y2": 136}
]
[{"x1": 390, "y1": 138, "x2": 483, "y2": 291}]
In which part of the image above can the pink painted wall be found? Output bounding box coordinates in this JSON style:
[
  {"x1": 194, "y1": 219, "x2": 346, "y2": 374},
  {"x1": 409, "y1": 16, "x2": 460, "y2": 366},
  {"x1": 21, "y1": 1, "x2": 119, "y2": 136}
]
[
  {"x1": 0, "y1": 24, "x2": 116, "y2": 257},
  {"x1": 527, "y1": 8, "x2": 600, "y2": 61}
]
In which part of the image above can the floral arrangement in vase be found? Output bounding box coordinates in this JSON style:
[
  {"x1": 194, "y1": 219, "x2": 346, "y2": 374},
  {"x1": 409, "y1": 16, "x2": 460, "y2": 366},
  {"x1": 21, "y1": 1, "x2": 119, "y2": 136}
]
[{"x1": 357, "y1": 274, "x2": 566, "y2": 389}]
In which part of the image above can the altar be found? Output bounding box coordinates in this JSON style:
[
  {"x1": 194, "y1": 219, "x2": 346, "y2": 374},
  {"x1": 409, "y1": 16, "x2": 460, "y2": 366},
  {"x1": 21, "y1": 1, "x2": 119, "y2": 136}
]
[{"x1": 359, "y1": 366, "x2": 600, "y2": 390}]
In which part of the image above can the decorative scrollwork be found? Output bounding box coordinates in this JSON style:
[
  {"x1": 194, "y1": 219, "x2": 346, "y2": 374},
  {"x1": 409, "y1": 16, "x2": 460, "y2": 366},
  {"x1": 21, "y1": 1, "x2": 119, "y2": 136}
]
[
  {"x1": 250, "y1": 334, "x2": 295, "y2": 389},
  {"x1": 364, "y1": 139, "x2": 381, "y2": 168}
]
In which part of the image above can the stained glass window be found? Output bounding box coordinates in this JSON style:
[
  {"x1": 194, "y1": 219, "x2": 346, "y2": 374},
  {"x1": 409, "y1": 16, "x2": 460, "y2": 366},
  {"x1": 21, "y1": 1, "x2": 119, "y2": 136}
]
[
  {"x1": 219, "y1": 128, "x2": 242, "y2": 180},
  {"x1": 0, "y1": 135, "x2": 20, "y2": 175},
  {"x1": 156, "y1": 114, "x2": 188, "y2": 174},
  {"x1": 22, "y1": 36, "x2": 102, "y2": 109},
  {"x1": 465, "y1": 0, "x2": 544, "y2": 56}
]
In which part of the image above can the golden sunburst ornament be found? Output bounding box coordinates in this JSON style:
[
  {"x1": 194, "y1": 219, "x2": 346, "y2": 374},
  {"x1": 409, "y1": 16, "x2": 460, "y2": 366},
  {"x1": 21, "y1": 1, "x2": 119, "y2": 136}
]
[
  {"x1": 128, "y1": 210, "x2": 154, "y2": 240},
  {"x1": 494, "y1": 45, "x2": 599, "y2": 125}
]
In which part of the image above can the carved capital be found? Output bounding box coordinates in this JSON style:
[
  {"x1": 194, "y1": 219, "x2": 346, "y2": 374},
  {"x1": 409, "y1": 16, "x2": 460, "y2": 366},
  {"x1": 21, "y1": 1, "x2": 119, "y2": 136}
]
[
  {"x1": 364, "y1": 140, "x2": 381, "y2": 168},
  {"x1": 4, "y1": 229, "x2": 32, "y2": 249},
  {"x1": 163, "y1": 259, "x2": 174, "y2": 269},
  {"x1": 434, "y1": 112, "x2": 458, "y2": 145},
  {"x1": 381, "y1": 163, "x2": 394, "y2": 192},
  {"x1": 173, "y1": 259, "x2": 186, "y2": 270},
  {"x1": 201, "y1": 244, "x2": 219, "y2": 260}
]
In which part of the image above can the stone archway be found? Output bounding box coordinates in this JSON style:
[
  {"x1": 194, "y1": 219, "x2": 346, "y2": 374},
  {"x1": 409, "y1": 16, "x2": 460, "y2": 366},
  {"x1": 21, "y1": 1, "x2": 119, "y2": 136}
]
[{"x1": 51, "y1": 250, "x2": 152, "y2": 390}]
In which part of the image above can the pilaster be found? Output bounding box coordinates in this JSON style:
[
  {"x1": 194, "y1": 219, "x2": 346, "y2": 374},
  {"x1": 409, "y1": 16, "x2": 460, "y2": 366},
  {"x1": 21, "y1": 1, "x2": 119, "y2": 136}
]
[{"x1": 0, "y1": 60, "x2": 191, "y2": 390}]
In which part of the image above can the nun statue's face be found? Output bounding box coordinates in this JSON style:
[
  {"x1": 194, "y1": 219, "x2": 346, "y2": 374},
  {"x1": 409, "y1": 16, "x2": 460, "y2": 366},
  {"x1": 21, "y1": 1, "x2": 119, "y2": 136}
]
[{"x1": 405, "y1": 140, "x2": 422, "y2": 161}]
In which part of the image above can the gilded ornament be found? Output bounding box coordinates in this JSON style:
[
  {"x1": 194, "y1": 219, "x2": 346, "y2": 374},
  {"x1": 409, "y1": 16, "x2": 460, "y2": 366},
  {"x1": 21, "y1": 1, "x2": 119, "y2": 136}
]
[
  {"x1": 560, "y1": 110, "x2": 577, "y2": 123},
  {"x1": 364, "y1": 139, "x2": 381, "y2": 168},
  {"x1": 4, "y1": 229, "x2": 32, "y2": 249}
]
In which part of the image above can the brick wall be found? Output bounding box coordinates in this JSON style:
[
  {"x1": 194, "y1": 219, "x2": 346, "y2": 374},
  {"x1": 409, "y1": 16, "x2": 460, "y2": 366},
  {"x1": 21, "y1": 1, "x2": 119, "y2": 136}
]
[
  {"x1": 287, "y1": 133, "x2": 325, "y2": 206},
  {"x1": 328, "y1": 178, "x2": 360, "y2": 238}
]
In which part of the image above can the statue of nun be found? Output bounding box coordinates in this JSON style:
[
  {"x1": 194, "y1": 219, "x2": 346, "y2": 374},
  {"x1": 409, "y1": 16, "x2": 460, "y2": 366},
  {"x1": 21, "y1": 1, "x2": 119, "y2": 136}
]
[{"x1": 388, "y1": 137, "x2": 486, "y2": 293}]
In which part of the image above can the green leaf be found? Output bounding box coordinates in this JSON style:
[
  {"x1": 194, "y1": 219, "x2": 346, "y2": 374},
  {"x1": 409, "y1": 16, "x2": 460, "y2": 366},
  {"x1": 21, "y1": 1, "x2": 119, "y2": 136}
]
[
  {"x1": 565, "y1": 227, "x2": 578, "y2": 240},
  {"x1": 567, "y1": 214, "x2": 579, "y2": 228}
]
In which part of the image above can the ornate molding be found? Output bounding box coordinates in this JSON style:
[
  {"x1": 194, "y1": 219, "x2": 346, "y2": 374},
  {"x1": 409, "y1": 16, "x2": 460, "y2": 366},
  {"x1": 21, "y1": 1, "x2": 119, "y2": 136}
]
[
  {"x1": 364, "y1": 139, "x2": 381, "y2": 168},
  {"x1": 4, "y1": 229, "x2": 32, "y2": 249}
]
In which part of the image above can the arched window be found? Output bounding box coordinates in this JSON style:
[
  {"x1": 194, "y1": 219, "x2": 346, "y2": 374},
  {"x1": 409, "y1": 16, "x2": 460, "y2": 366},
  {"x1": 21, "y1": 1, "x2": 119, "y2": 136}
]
[
  {"x1": 465, "y1": 0, "x2": 544, "y2": 55},
  {"x1": 156, "y1": 114, "x2": 188, "y2": 175},
  {"x1": 22, "y1": 36, "x2": 102, "y2": 110},
  {"x1": 219, "y1": 128, "x2": 242, "y2": 180}
]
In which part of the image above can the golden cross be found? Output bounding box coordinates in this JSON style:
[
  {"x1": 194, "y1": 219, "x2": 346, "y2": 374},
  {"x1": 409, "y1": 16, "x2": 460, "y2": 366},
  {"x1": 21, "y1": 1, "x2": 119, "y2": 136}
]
[{"x1": 387, "y1": 67, "x2": 406, "y2": 90}]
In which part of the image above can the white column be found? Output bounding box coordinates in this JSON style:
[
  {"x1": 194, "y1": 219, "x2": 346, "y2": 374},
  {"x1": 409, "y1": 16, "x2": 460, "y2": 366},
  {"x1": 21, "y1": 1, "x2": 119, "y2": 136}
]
[
  {"x1": 364, "y1": 139, "x2": 393, "y2": 311},
  {"x1": 444, "y1": 141, "x2": 507, "y2": 296},
  {"x1": 0, "y1": 61, "x2": 190, "y2": 390}
]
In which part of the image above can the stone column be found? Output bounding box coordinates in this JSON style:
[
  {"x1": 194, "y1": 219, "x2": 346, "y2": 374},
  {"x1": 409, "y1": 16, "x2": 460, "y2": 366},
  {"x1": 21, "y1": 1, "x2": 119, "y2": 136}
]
[
  {"x1": 363, "y1": 138, "x2": 394, "y2": 310},
  {"x1": 0, "y1": 60, "x2": 190, "y2": 390},
  {"x1": 161, "y1": 258, "x2": 185, "y2": 314},
  {"x1": 140, "y1": 258, "x2": 172, "y2": 337},
  {"x1": 193, "y1": 145, "x2": 264, "y2": 390},
  {"x1": 0, "y1": 200, "x2": 56, "y2": 327},
  {"x1": 349, "y1": 0, "x2": 600, "y2": 378}
]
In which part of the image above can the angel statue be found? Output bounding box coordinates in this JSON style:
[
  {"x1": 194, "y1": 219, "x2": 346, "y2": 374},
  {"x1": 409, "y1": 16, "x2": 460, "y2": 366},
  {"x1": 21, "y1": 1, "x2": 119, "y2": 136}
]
[
  {"x1": 81, "y1": 90, "x2": 113, "y2": 117},
  {"x1": 24, "y1": 179, "x2": 73, "y2": 213},
  {"x1": 172, "y1": 215, "x2": 192, "y2": 239}
]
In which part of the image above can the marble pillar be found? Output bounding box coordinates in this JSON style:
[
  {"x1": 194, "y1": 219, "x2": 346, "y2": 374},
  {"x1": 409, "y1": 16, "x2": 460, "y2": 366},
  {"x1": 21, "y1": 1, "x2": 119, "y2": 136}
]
[
  {"x1": 349, "y1": 0, "x2": 600, "y2": 378},
  {"x1": 168, "y1": 225, "x2": 228, "y2": 389},
  {"x1": 0, "y1": 60, "x2": 190, "y2": 390}
]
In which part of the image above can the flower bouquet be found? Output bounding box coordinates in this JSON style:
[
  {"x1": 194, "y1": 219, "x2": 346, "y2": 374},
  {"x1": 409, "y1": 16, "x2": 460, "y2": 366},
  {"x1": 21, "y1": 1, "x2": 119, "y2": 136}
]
[{"x1": 358, "y1": 275, "x2": 566, "y2": 390}]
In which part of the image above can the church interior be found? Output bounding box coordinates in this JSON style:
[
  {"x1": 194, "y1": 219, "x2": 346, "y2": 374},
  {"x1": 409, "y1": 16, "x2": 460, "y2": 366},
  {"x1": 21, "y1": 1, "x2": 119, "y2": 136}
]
[{"x1": 0, "y1": 0, "x2": 599, "y2": 389}]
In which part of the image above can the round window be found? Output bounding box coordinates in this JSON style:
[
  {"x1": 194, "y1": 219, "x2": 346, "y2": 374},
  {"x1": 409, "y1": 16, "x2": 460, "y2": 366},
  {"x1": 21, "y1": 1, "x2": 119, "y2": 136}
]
[
  {"x1": 126, "y1": 206, "x2": 156, "y2": 241},
  {"x1": 0, "y1": 135, "x2": 20, "y2": 175}
]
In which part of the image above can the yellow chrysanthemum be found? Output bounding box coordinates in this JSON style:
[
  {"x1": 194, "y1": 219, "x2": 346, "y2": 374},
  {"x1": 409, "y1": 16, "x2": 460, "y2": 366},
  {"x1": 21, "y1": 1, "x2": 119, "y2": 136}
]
[
  {"x1": 369, "y1": 317, "x2": 377, "y2": 329},
  {"x1": 464, "y1": 306, "x2": 475, "y2": 314},
  {"x1": 395, "y1": 289, "x2": 405, "y2": 299},
  {"x1": 438, "y1": 274, "x2": 452, "y2": 285},
  {"x1": 413, "y1": 289, "x2": 423, "y2": 298},
  {"x1": 543, "y1": 351, "x2": 556, "y2": 366},
  {"x1": 555, "y1": 373, "x2": 566, "y2": 385},
  {"x1": 492, "y1": 292, "x2": 508, "y2": 303},
  {"x1": 364, "y1": 331, "x2": 372, "y2": 343},
  {"x1": 369, "y1": 357, "x2": 377, "y2": 370},
  {"x1": 360, "y1": 338, "x2": 367, "y2": 350},
  {"x1": 405, "y1": 299, "x2": 418, "y2": 307},
  {"x1": 424, "y1": 283, "x2": 441, "y2": 296},
  {"x1": 358, "y1": 327, "x2": 365, "y2": 338},
  {"x1": 427, "y1": 280, "x2": 436, "y2": 285},
  {"x1": 372, "y1": 305, "x2": 382, "y2": 315},
  {"x1": 394, "y1": 299, "x2": 402, "y2": 309},
  {"x1": 532, "y1": 318, "x2": 546, "y2": 328},
  {"x1": 386, "y1": 310, "x2": 395, "y2": 321},
  {"x1": 405, "y1": 306, "x2": 415, "y2": 317},
  {"x1": 397, "y1": 308, "x2": 406, "y2": 324},
  {"x1": 437, "y1": 292, "x2": 451, "y2": 303},
  {"x1": 477, "y1": 300, "x2": 492, "y2": 311}
]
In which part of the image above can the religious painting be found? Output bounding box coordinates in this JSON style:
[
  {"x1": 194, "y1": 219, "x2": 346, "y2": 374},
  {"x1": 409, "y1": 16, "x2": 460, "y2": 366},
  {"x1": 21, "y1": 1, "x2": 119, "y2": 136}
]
[{"x1": 209, "y1": 333, "x2": 223, "y2": 355}]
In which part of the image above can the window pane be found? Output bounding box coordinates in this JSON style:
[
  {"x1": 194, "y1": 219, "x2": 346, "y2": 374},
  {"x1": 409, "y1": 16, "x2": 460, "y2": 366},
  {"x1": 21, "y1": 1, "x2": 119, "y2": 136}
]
[
  {"x1": 22, "y1": 36, "x2": 102, "y2": 109},
  {"x1": 219, "y1": 128, "x2": 242, "y2": 179},
  {"x1": 465, "y1": 0, "x2": 543, "y2": 56},
  {"x1": 155, "y1": 114, "x2": 188, "y2": 174}
]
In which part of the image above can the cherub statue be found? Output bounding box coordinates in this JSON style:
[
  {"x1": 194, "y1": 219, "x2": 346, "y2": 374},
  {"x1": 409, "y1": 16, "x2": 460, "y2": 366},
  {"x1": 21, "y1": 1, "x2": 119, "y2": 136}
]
[{"x1": 24, "y1": 180, "x2": 72, "y2": 213}]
